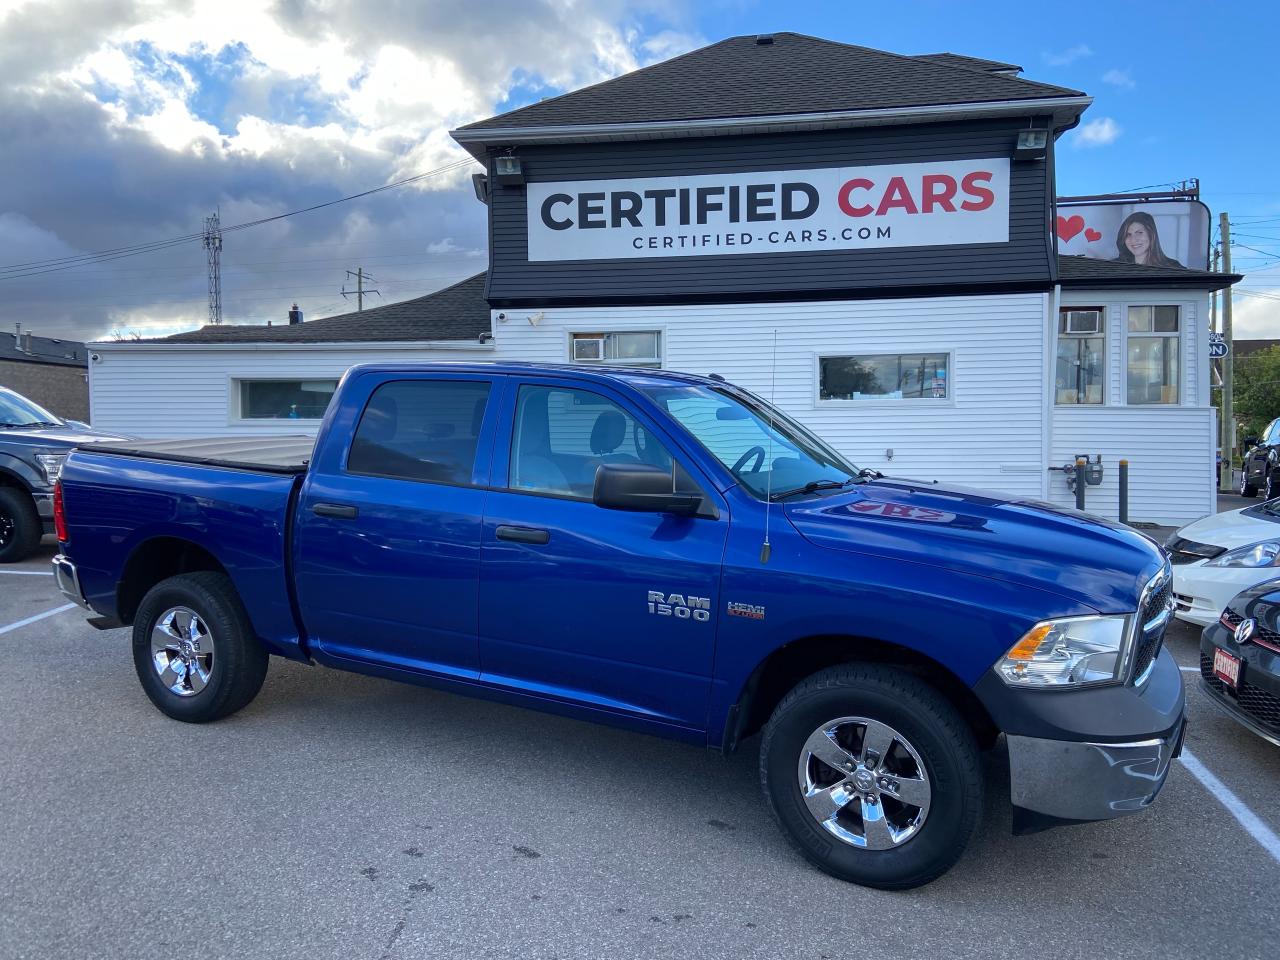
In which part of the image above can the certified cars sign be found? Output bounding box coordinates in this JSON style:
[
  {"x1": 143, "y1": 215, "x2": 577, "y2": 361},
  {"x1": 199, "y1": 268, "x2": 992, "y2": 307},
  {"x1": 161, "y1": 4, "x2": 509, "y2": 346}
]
[{"x1": 526, "y1": 159, "x2": 1010, "y2": 262}]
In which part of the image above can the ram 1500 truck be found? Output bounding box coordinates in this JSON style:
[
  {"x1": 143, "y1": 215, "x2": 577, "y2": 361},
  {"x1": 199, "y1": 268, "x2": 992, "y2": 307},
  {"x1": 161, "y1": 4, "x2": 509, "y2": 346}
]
[{"x1": 52, "y1": 362, "x2": 1185, "y2": 889}]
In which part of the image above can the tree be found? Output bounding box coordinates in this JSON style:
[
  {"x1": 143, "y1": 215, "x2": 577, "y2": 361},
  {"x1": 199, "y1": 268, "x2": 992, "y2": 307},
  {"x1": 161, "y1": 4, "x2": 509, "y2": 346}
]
[{"x1": 1234, "y1": 345, "x2": 1280, "y2": 442}]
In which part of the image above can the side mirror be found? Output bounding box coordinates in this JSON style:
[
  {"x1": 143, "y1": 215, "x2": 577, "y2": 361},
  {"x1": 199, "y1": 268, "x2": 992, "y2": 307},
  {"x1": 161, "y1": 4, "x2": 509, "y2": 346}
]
[{"x1": 593, "y1": 463, "x2": 701, "y2": 516}]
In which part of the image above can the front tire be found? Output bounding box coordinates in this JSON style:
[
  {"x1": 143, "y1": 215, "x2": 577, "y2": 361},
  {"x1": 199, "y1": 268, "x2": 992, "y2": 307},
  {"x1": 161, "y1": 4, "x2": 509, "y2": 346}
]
[
  {"x1": 1241, "y1": 469, "x2": 1258, "y2": 498},
  {"x1": 0, "y1": 487, "x2": 41, "y2": 563},
  {"x1": 759, "y1": 664, "x2": 982, "y2": 890},
  {"x1": 132, "y1": 571, "x2": 268, "y2": 723},
  {"x1": 1267, "y1": 471, "x2": 1279, "y2": 502}
]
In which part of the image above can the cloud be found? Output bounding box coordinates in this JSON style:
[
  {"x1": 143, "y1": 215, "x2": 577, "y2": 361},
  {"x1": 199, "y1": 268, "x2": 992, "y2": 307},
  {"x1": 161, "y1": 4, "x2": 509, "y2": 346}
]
[
  {"x1": 1101, "y1": 68, "x2": 1134, "y2": 89},
  {"x1": 1072, "y1": 116, "x2": 1122, "y2": 148},
  {"x1": 0, "y1": 0, "x2": 704, "y2": 342},
  {"x1": 1042, "y1": 44, "x2": 1092, "y2": 67},
  {"x1": 1233, "y1": 288, "x2": 1280, "y2": 339}
]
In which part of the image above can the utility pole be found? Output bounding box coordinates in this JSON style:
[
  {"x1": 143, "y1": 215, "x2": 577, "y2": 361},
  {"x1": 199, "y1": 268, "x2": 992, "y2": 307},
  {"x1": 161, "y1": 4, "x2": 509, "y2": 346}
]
[
  {"x1": 1219, "y1": 213, "x2": 1234, "y2": 493},
  {"x1": 1209, "y1": 246, "x2": 1220, "y2": 332},
  {"x1": 342, "y1": 267, "x2": 380, "y2": 312},
  {"x1": 203, "y1": 211, "x2": 223, "y2": 325}
]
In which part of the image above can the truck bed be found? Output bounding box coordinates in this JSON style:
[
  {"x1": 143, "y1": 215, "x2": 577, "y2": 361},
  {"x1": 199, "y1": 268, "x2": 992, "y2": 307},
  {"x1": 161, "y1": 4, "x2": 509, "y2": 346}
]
[{"x1": 76, "y1": 436, "x2": 315, "y2": 475}]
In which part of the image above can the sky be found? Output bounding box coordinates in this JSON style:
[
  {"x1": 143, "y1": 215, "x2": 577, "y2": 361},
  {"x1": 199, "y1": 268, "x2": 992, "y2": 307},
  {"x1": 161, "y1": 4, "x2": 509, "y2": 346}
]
[{"x1": 1, "y1": 0, "x2": 1277, "y2": 343}]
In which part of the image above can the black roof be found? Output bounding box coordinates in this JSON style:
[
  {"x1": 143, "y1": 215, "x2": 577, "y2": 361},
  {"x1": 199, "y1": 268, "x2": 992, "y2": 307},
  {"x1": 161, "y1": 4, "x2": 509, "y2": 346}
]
[
  {"x1": 915, "y1": 53, "x2": 1023, "y2": 75},
  {"x1": 0, "y1": 331, "x2": 87, "y2": 368},
  {"x1": 456, "y1": 33, "x2": 1084, "y2": 135},
  {"x1": 146, "y1": 273, "x2": 491, "y2": 344},
  {"x1": 1057, "y1": 255, "x2": 1240, "y2": 291}
]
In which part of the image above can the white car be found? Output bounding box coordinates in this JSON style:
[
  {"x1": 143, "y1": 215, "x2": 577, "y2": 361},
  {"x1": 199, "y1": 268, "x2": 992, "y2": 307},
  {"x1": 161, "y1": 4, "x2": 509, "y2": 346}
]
[{"x1": 1168, "y1": 500, "x2": 1280, "y2": 626}]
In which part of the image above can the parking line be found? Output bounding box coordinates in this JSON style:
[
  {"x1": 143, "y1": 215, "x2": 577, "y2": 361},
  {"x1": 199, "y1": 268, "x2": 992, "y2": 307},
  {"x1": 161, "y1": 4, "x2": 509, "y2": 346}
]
[
  {"x1": 0, "y1": 603, "x2": 76, "y2": 636},
  {"x1": 1179, "y1": 666, "x2": 1198, "y2": 673},
  {"x1": 0, "y1": 569, "x2": 54, "y2": 576},
  {"x1": 1180, "y1": 748, "x2": 1280, "y2": 865}
]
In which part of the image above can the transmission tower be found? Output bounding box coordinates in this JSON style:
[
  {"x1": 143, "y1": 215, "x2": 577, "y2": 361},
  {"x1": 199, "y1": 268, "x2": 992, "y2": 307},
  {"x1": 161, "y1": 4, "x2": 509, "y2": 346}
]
[
  {"x1": 342, "y1": 267, "x2": 380, "y2": 311},
  {"x1": 203, "y1": 212, "x2": 223, "y2": 325}
]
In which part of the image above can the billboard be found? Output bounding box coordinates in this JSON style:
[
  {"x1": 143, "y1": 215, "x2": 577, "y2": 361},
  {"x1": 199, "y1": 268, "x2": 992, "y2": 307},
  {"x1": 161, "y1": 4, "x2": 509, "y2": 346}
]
[
  {"x1": 526, "y1": 159, "x2": 1010, "y2": 262},
  {"x1": 1055, "y1": 199, "x2": 1210, "y2": 270}
]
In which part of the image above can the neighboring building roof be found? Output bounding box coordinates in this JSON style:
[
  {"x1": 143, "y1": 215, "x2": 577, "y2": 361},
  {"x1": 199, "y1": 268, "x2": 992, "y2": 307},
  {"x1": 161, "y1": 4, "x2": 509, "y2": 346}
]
[
  {"x1": 1233, "y1": 340, "x2": 1280, "y2": 359},
  {"x1": 914, "y1": 53, "x2": 1023, "y2": 75},
  {"x1": 0, "y1": 331, "x2": 88, "y2": 368},
  {"x1": 1057, "y1": 255, "x2": 1241, "y2": 291},
  {"x1": 455, "y1": 33, "x2": 1086, "y2": 139},
  {"x1": 141, "y1": 273, "x2": 491, "y2": 345}
]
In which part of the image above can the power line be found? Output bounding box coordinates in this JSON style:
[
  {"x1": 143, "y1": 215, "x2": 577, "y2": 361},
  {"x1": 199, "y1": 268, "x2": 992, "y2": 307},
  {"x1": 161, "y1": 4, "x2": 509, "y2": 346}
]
[{"x1": 0, "y1": 157, "x2": 475, "y2": 281}]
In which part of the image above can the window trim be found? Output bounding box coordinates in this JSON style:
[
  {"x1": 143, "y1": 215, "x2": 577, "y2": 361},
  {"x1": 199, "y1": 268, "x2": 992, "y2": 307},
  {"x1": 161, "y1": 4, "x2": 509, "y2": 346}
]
[
  {"x1": 814, "y1": 349, "x2": 956, "y2": 407},
  {"x1": 566, "y1": 328, "x2": 665, "y2": 368},
  {"x1": 1122, "y1": 303, "x2": 1183, "y2": 406},
  {"x1": 230, "y1": 376, "x2": 339, "y2": 425},
  {"x1": 1055, "y1": 306, "x2": 1107, "y2": 406},
  {"x1": 341, "y1": 377, "x2": 494, "y2": 489}
]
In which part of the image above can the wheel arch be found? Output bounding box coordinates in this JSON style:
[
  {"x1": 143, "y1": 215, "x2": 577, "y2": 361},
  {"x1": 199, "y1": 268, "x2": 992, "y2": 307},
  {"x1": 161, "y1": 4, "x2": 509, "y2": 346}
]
[
  {"x1": 723, "y1": 634, "x2": 999, "y2": 754},
  {"x1": 116, "y1": 536, "x2": 231, "y2": 626}
]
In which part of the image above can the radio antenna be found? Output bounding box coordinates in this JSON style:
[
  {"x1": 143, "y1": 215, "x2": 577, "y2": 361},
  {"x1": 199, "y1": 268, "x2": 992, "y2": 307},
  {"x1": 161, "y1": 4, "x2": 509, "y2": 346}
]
[{"x1": 760, "y1": 328, "x2": 778, "y2": 564}]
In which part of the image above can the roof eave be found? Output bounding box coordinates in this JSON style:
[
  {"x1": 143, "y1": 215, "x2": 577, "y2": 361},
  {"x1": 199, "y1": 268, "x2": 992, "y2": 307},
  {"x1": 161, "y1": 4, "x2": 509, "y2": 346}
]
[
  {"x1": 92, "y1": 339, "x2": 497, "y2": 351},
  {"x1": 1060, "y1": 273, "x2": 1243, "y2": 293},
  {"x1": 451, "y1": 96, "x2": 1093, "y2": 159}
]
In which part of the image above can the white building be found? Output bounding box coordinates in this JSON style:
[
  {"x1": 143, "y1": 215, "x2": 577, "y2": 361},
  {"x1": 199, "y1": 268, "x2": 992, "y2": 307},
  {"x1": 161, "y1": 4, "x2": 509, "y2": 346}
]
[{"x1": 90, "y1": 35, "x2": 1237, "y2": 526}]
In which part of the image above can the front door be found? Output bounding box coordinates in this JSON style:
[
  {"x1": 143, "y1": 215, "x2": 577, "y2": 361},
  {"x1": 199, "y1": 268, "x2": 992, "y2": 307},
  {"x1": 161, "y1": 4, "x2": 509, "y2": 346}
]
[
  {"x1": 477, "y1": 377, "x2": 728, "y2": 730},
  {"x1": 293, "y1": 372, "x2": 499, "y2": 677}
]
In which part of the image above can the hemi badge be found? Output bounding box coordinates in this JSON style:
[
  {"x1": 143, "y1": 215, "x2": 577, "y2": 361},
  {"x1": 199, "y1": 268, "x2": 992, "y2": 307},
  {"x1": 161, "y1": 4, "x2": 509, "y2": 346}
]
[{"x1": 727, "y1": 602, "x2": 765, "y2": 621}]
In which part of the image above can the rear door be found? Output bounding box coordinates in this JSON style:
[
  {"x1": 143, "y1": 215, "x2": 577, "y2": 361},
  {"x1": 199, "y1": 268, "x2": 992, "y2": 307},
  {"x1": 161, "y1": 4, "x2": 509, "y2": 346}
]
[
  {"x1": 293, "y1": 372, "x2": 499, "y2": 677},
  {"x1": 477, "y1": 376, "x2": 729, "y2": 730}
]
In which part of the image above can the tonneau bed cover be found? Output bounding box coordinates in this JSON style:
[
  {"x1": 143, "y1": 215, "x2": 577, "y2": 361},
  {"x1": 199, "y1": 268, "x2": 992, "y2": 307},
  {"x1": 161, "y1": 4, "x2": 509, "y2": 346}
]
[{"x1": 75, "y1": 436, "x2": 315, "y2": 475}]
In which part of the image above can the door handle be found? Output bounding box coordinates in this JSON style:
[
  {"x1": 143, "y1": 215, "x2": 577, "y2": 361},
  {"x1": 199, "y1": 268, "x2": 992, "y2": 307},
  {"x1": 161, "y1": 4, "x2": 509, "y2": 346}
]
[
  {"x1": 495, "y1": 525, "x2": 550, "y2": 545},
  {"x1": 313, "y1": 502, "x2": 359, "y2": 520}
]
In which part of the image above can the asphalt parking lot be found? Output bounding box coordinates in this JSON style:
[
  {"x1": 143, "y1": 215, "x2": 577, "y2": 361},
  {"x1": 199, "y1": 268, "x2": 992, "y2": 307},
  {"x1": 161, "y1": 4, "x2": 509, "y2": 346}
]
[{"x1": 2, "y1": 540, "x2": 1278, "y2": 960}]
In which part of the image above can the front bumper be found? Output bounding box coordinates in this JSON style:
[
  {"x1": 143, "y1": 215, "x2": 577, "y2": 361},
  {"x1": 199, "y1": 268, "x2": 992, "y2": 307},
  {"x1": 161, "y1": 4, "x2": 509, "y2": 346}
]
[
  {"x1": 976, "y1": 647, "x2": 1187, "y2": 830},
  {"x1": 1199, "y1": 623, "x2": 1280, "y2": 747},
  {"x1": 1171, "y1": 560, "x2": 1267, "y2": 627}
]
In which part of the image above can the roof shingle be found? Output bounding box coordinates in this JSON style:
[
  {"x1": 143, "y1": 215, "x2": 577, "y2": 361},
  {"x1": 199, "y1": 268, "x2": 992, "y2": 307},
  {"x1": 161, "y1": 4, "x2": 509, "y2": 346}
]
[
  {"x1": 1057, "y1": 255, "x2": 1239, "y2": 291},
  {"x1": 457, "y1": 33, "x2": 1085, "y2": 134},
  {"x1": 145, "y1": 272, "x2": 490, "y2": 345}
]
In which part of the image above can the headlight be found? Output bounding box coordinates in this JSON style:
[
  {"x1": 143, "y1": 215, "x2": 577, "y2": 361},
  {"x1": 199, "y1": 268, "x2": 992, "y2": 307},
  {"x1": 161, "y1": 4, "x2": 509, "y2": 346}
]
[
  {"x1": 997, "y1": 615, "x2": 1131, "y2": 687},
  {"x1": 34, "y1": 453, "x2": 67, "y2": 483},
  {"x1": 1205, "y1": 540, "x2": 1280, "y2": 568}
]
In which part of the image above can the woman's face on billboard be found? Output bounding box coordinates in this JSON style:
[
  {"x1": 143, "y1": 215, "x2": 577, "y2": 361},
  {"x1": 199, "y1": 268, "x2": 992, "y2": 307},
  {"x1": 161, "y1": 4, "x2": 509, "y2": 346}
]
[{"x1": 1124, "y1": 221, "x2": 1152, "y2": 260}]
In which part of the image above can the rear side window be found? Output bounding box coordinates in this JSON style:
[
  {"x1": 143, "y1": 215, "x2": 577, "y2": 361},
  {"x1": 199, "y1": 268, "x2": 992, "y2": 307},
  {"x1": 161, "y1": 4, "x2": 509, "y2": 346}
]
[{"x1": 347, "y1": 380, "x2": 491, "y2": 485}]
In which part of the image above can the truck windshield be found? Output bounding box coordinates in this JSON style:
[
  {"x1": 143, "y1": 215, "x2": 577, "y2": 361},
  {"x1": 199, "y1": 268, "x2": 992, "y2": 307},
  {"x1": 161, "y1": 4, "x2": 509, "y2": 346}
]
[
  {"x1": 641, "y1": 383, "x2": 858, "y2": 500},
  {"x1": 0, "y1": 389, "x2": 63, "y2": 428}
]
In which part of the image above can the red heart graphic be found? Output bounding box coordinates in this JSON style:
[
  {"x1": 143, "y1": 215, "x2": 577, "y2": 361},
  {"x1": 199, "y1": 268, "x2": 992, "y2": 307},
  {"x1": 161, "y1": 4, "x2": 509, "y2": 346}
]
[
  {"x1": 1084, "y1": 228, "x2": 1102, "y2": 242},
  {"x1": 1056, "y1": 214, "x2": 1085, "y2": 242}
]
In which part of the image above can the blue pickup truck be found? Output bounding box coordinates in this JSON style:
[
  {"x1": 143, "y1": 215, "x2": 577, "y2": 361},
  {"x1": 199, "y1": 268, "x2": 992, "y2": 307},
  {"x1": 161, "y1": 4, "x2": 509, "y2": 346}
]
[{"x1": 52, "y1": 362, "x2": 1185, "y2": 889}]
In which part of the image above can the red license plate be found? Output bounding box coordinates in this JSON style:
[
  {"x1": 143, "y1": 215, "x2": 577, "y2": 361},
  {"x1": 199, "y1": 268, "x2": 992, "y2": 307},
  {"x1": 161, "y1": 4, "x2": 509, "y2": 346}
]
[{"x1": 1213, "y1": 648, "x2": 1241, "y2": 688}]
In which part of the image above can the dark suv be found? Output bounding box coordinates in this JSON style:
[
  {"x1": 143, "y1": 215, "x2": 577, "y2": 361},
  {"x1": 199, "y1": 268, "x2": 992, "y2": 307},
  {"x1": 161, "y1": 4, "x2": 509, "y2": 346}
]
[
  {"x1": 0, "y1": 386, "x2": 129, "y2": 562},
  {"x1": 1240, "y1": 418, "x2": 1280, "y2": 499}
]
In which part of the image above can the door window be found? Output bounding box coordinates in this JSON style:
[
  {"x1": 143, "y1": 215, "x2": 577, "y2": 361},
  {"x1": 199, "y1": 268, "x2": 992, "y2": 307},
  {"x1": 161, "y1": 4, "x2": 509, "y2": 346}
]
[
  {"x1": 510, "y1": 385, "x2": 672, "y2": 499},
  {"x1": 347, "y1": 379, "x2": 491, "y2": 485}
]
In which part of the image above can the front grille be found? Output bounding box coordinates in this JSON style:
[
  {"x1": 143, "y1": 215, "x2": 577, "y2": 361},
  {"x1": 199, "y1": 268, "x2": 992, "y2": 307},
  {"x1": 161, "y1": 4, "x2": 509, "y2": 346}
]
[
  {"x1": 1130, "y1": 568, "x2": 1173, "y2": 682},
  {"x1": 1143, "y1": 577, "x2": 1173, "y2": 625},
  {"x1": 1132, "y1": 632, "x2": 1164, "y2": 681},
  {"x1": 1200, "y1": 654, "x2": 1280, "y2": 731},
  {"x1": 1219, "y1": 608, "x2": 1280, "y2": 653},
  {"x1": 1173, "y1": 592, "x2": 1193, "y2": 612},
  {"x1": 1165, "y1": 536, "x2": 1226, "y2": 565}
]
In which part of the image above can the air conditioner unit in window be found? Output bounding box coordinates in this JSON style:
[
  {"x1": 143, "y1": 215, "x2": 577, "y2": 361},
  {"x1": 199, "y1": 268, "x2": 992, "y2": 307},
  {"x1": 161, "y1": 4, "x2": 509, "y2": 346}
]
[
  {"x1": 1065, "y1": 311, "x2": 1102, "y2": 334},
  {"x1": 573, "y1": 337, "x2": 605, "y2": 361}
]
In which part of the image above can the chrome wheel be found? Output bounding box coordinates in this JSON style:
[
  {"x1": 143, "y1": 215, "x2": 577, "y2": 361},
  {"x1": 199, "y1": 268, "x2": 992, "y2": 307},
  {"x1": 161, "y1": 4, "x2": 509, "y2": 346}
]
[
  {"x1": 150, "y1": 606, "x2": 213, "y2": 697},
  {"x1": 797, "y1": 716, "x2": 931, "y2": 850},
  {"x1": 0, "y1": 511, "x2": 13, "y2": 549}
]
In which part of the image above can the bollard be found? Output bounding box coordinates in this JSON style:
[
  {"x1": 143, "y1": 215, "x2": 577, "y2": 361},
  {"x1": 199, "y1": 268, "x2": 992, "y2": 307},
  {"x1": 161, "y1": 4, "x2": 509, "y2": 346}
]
[
  {"x1": 1075, "y1": 458, "x2": 1087, "y2": 511},
  {"x1": 1119, "y1": 459, "x2": 1129, "y2": 525}
]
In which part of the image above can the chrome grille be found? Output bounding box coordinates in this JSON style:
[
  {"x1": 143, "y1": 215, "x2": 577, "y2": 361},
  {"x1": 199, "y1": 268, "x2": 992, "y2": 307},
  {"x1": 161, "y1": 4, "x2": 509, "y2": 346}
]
[{"x1": 1200, "y1": 654, "x2": 1280, "y2": 732}]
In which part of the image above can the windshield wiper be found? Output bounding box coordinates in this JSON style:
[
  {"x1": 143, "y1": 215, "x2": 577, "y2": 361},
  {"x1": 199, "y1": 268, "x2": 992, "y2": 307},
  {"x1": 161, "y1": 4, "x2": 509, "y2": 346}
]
[{"x1": 769, "y1": 478, "x2": 855, "y2": 502}]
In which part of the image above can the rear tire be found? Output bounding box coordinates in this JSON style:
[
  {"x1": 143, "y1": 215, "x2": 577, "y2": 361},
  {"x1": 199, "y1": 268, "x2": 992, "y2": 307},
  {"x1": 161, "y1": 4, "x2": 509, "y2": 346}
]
[
  {"x1": 759, "y1": 663, "x2": 982, "y2": 890},
  {"x1": 0, "y1": 487, "x2": 41, "y2": 563},
  {"x1": 1241, "y1": 470, "x2": 1257, "y2": 497},
  {"x1": 1267, "y1": 472, "x2": 1279, "y2": 502},
  {"x1": 132, "y1": 571, "x2": 268, "y2": 723}
]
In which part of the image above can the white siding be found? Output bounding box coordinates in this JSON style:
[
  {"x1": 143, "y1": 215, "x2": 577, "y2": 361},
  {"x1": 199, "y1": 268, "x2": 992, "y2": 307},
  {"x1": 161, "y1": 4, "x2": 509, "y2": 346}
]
[
  {"x1": 1051, "y1": 289, "x2": 1215, "y2": 526},
  {"x1": 89, "y1": 343, "x2": 493, "y2": 438},
  {"x1": 487, "y1": 293, "x2": 1052, "y2": 497}
]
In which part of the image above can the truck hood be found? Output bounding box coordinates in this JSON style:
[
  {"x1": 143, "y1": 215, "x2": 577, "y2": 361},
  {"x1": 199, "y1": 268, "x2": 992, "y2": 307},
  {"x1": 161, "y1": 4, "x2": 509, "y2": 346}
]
[{"x1": 784, "y1": 478, "x2": 1166, "y2": 614}]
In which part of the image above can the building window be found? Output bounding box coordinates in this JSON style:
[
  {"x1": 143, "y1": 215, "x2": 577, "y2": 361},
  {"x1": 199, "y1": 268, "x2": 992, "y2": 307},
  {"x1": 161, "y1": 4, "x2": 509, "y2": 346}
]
[
  {"x1": 238, "y1": 379, "x2": 338, "y2": 420},
  {"x1": 1127, "y1": 306, "x2": 1180, "y2": 404},
  {"x1": 347, "y1": 379, "x2": 491, "y2": 485},
  {"x1": 819, "y1": 353, "x2": 949, "y2": 401},
  {"x1": 570, "y1": 331, "x2": 661, "y2": 367},
  {"x1": 1056, "y1": 308, "x2": 1105, "y2": 405}
]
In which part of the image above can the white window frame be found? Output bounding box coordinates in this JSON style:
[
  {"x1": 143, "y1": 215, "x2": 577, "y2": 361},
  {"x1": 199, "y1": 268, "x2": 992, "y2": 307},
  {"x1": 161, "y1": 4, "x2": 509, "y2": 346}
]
[
  {"x1": 1055, "y1": 306, "x2": 1107, "y2": 406},
  {"x1": 814, "y1": 349, "x2": 956, "y2": 407},
  {"x1": 567, "y1": 329, "x2": 664, "y2": 367},
  {"x1": 1122, "y1": 303, "x2": 1184, "y2": 407},
  {"x1": 230, "y1": 376, "x2": 339, "y2": 425}
]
